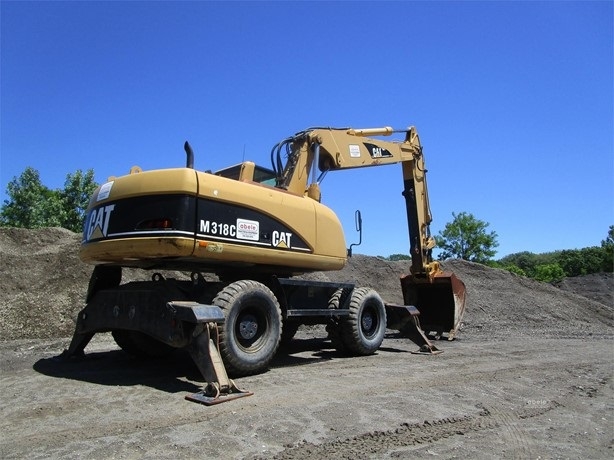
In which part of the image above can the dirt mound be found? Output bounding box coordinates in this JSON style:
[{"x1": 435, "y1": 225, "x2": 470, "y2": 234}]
[
  {"x1": 0, "y1": 228, "x2": 90, "y2": 340},
  {"x1": 300, "y1": 255, "x2": 612, "y2": 336},
  {"x1": 441, "y1": 259, "x2": 612, "y2": 337},
  {"x1": 0, "y1": 228, "x2": 611, "y2": 341},
  {"x1": 555, "y1": 272, "x2": 613, "y2": 306}
]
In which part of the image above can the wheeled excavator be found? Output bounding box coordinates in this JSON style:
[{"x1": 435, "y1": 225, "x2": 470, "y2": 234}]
[{"x1": 63, "y1": 125, "x2": 466, "y2": 404}]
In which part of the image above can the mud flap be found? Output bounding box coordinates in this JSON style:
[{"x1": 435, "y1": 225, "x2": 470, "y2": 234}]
[{"x1": 385, "y1": 304, "x2": 442, "y2": 354}]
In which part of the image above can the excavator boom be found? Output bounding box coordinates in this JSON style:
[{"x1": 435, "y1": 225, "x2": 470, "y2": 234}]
[{"x1": 272, "y1": 126, "x2": 467, "y2": 338}]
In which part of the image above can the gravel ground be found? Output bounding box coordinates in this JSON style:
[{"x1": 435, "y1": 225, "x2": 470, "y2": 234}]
[{"x1": 0, "y1": 227, "x2": 612, "y2": 459}]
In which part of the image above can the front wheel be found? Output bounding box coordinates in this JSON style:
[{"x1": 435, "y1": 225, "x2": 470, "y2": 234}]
[
  {"x1": 214, "y1": 280, "x2": 282, "y2": 376},
  {"x1": 340, "y1": 287, "x2": 387, "y2": 355}
]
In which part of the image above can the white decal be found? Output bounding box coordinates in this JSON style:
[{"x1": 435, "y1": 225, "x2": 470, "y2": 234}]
[
  {"x1": 272, "y1": 230, "x2": 292, "y2": 248},
  {"x1": 199, "y1": 219, "x2": 236, "y2": 237},
  {"x1": 97, "y1": 181, "x2": 114, "y2": 201},
  {"x1": 236, "y1": 218, "x2": 259, "y2": 241},
  {"x1": 85, "y1": 204, "x2": 116, "y2": 241},
  {"x1": 349, "y1": 144, "x2": 361, "y2": 158}
]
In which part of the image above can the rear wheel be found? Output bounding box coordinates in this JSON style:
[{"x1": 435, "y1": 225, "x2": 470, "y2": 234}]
[
  {"x1": 340, "y1": 287, "x2": 386, "y2": 355},
  {"x1": 214, "y1": 280, "x2": 282, "y2": 376}
]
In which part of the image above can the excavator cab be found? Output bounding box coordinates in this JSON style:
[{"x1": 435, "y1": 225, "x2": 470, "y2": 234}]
[{"x1": 214, "y1": 162, "x2": 277, "y2": 186}]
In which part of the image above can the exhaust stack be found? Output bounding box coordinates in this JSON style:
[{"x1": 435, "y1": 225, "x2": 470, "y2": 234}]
[{"x1": 184, "y1": 141, "x2": 194, "y2": 169}]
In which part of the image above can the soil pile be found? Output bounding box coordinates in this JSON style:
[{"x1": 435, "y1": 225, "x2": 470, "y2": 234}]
[
  {"x1": 555, "y1": 272, "x2": 613, "y2": 306},
  {"x1": 0, "y1": 228, "x2": 611, "y2": 341},
  {"x1": 0, "y1": 227, "x2": 90, "y2": 340}
]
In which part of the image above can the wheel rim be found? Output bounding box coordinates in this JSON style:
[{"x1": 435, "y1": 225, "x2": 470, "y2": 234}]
[
  {"x1": 238, "y1": 313, "x2": 258, "y2": 340},
  {"x1": 361, "y1": 305, "x2": 379, "y2": 339},
  {"x1": 235, "y1": 304, "x2": 269, "y2": 351}
]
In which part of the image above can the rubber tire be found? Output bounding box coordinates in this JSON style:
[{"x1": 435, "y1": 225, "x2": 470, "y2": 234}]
[
  {"x1": 326, "y1": 288, "x2": 351, "y2": 354},
  {"x1": 214, "y1": 280, "x2": 282, "y2": 377},
  {"x1": 340, "y1": 287, "x2": 387, "y2": 355},
  {"x1": 112, "y1": 330, "x2": 175, "y2": 358}
]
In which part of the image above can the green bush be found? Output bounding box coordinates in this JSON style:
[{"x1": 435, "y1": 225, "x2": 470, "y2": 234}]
[{"x1": 532, "y1": 263, "x2": 566, "y2": 283}]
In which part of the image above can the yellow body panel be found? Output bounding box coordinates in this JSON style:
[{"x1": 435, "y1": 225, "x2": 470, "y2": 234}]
[
  {"x1": 80, "y1": 237, "x2": 196, "y2": 262},
  {"x1": 80, "y1": 166, "x2": 347, "y2": 273},
  {"x1": 192, "y1": 239, "x2": 345, "y2": 271},
  {"x1": 99, "y1": 168, "x2": 200, "y2": 200},
  {"x1": 196, "y1": 172, "x2": 347, "y2": 261}
]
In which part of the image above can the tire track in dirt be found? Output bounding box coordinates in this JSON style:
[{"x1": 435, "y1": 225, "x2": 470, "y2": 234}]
[
  {"x1": 254, "y1": 402, "x2": 562, "y2": 460},
  {"x1": 0, "y1": 338, "x2": 597, "y2": 454},
  {"x1": 254, "y1": 411, "x2": 497, "y2": 460},
  {"x1": 487, "y1": 406, "x2": 533, "y2": 459},
  {"x1": 0, "y1": 407, "x2": 222, "y2": 454}
]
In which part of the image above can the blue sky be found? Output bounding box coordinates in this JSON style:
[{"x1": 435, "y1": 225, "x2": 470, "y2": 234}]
[{"x1": 1, "y1": 1, "x2": 612, "y2": 258}]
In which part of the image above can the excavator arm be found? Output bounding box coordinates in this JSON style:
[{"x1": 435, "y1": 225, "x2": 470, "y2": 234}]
[
  {"x1": 277, "y1": 126, "x2": 436, "y2": 277},
  {"x1": 273, "y1": 126, "x2": 466, "y2": 339}
]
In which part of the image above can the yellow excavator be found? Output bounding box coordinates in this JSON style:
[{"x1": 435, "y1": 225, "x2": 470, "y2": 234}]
[{"x1": 64, "y1": 125, "x2": 466, "y2": 405}]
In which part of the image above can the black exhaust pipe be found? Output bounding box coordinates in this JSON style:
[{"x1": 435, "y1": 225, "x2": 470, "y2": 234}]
[{"x1": 184, "y1": 141, "x2": 194, "y2": 169}]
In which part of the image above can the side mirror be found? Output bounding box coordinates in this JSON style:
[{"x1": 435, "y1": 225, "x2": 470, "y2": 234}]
[{"x1": 347, "y1": 210, "x2": 363, "y2": 257}]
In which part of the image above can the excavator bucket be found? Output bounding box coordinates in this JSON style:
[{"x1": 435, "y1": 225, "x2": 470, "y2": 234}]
[{"x1": 400, "y1": 271, "x2": 467, "y2": 340}]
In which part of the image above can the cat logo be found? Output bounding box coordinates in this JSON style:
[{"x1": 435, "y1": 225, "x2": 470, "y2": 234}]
[
  {"x1": 363, "y1": 142, "x2": 393, "y2": 159},
  {"x1": 272, "y1": 230, "x2": 292, "y2": 248},
  {"x1": 84, "y1": 204, "x2": 115, "y2": 241}
]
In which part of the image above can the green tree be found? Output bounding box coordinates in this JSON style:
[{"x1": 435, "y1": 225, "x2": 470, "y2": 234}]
[
  {"x1": 503, "y1": 264, "x2": 527, "y2": 277},
  {"x1": 0, "y1": 167, "x2": 97, "y2": 232},
  {"x1": 496, "y1": 225, "x2": 613, "y2": 279},
  {"x1": 556, "y1": 247, "x2": 603, "y2": 277},
  {"x1": 533, "y1": 263, "x2": 565, "y2": 283},
  {"x1": 499, "y1": 251, "x2": 539, "y2": 276},
  {"x1": 436, "y1": 212, "x2": 499, "y2": 263},
  {"x1": 486, "y1": 260, "x2": 528, "y2": 277},
  {"x1": 60, "y1": 169, "x2": 97, "y2": 232},
  {"x1": 0, "y1": 167, "x2": 58, "y2": 228}
]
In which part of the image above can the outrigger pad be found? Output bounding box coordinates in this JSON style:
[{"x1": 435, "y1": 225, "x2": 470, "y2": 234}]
[
  {"x1": 185, "y1": 389, "x2": 254, "y2": 406},
  {"x1": 385, "y1": 303, "x2": 444, "y2": 355},
  {"x1": 410, "y1": 344, "x2": 444, "y2": 355}
]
